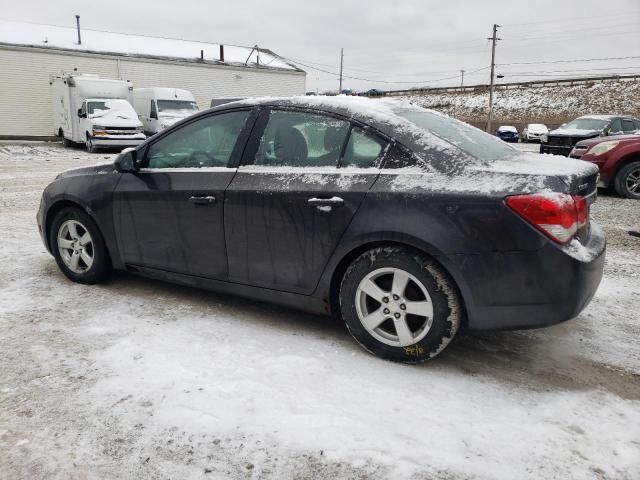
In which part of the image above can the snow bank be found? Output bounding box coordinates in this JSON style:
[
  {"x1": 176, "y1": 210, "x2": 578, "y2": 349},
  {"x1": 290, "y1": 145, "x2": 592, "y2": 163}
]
[{"x1": 402, "y1": 80, "x2": 640, "y2": 123}]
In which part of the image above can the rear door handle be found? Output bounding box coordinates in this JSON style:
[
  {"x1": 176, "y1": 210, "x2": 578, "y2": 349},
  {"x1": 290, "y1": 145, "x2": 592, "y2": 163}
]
[
  {"x1": 189, "y1": 195, "x2": 216, "y2": 205},
  {"x1": 307, "y1": 196, "x2": 344, "y2": 206}
]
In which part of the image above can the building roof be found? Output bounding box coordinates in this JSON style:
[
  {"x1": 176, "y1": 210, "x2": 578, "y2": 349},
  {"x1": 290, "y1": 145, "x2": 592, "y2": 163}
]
[{"x1": 0, "y1": 20, "x2": 302, "y2": 72}]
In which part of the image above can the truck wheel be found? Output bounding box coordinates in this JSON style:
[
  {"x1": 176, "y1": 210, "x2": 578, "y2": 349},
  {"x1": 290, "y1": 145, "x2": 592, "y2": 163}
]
[
  {"x1": 59, "y1": 129, "x2": 72, "y2": 148},
  {"x1": 86, "y1": 135, "x2": 97, "y2": 153},
  {"x1": 614, "y1": 161, "x2": 640, "y2": 199},
  {"x1": 339, "y1": 246, "x2": 462, "y2": 364},
  {"x1": 49, "y1": 207, "x2": 111, "y2": 284}
]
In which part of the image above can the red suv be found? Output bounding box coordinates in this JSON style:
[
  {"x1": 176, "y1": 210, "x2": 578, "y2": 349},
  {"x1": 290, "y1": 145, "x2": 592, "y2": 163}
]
[{"x1": 570, "y1": 134, "x2": 640, "y2": 198}]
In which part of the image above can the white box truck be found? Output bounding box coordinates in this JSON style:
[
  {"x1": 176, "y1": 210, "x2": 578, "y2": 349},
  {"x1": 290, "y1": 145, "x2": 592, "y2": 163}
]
[
  {"x1": 133, "y1": 88, "x2": 199, "y2": 136},
  {"x1": 50, "y1": 74, "x2": 146, "y2": 152}
]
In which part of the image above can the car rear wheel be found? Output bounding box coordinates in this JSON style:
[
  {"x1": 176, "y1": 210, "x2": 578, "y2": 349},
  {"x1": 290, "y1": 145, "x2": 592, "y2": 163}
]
[
  {"x1": 339, "y1": 246, "x2": 461, "y2": 364},
  {"x1": 614, "y1": 161, "x2": 640, "y2": 199},
  {"x1": 49, "y1": 207, "x2": 111, "y2": 284},
  {"x1": 59, "y1": 129, "x2": 72, "y2": 148}
]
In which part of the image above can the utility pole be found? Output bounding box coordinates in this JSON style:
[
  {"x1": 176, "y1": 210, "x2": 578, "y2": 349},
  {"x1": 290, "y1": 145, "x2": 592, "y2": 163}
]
[
  {"x1": 460, "y1": 70, "x2": 465, "y2": 89},
  {"x1": 486, "y1": 24, "x2": 501, "y2": 133},
  {"x1": 339, "y1": 48, "x2": 344, "y2": 93}
]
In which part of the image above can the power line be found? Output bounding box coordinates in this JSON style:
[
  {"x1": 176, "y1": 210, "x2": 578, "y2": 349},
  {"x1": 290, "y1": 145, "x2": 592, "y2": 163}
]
[
  {"x1": 502, "y1": 12, "x2": 632, "y2": 28},
  {"x1": 505, "y1": 22, "x2": 639, "y2": 41},
  {"x1": 282, "y1": 56, "x2": 489, "y2": 85},
  {"x1": 499, "y1": 55, "x2": 640, "y2": 66},
  {"x1": 502, "y1": 66, "x2": 640, "y2": 75}
]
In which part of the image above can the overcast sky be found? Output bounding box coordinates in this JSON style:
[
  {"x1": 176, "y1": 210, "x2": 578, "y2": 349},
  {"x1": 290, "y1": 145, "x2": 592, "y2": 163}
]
[{"x1": 1, "y1": 0, "x2": 639, "y2": 92}]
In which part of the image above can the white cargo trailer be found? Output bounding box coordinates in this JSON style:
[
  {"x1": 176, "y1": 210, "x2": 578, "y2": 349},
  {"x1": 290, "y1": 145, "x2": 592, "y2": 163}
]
[
  {"x1": 50, "y1": 74, "x2": 145, "y2": 152},
  {"x1": 133, "y1": 87, "x2": 199, "y2": 136}
]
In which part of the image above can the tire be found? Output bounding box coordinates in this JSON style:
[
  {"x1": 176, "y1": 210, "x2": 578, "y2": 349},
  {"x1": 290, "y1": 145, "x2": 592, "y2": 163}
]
[
  {"x1": 86, "y1": 135, "x2": 97, "y2": 153},
  {"x1": 339, "y1": 246, "x2": 462, "y2": 364},
  {"x1": 49, "y1": 207, "x2": 111, "y2": 284},
  {"x1": 59, "y1": 129, "x2": 72, "y2": 148},
  {"x1": 614, "y1": 161, "x2": 640, "y2": 199}
]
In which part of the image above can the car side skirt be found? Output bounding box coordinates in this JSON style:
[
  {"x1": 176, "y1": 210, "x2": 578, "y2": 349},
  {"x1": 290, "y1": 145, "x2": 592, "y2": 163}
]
[{"x1": 125, "y1": 264, "x2": 329, "y2": 316}]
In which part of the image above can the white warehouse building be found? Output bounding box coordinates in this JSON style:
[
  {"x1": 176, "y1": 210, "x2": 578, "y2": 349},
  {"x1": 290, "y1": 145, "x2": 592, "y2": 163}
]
[{"x1": 0, "y1": 20, "x2": 306, "y2": 138}]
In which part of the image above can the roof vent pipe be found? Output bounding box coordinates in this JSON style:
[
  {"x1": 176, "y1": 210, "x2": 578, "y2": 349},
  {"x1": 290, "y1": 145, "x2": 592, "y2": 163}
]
[
  {"x1": 75, "y1": 15, "x2": 81, "y2": 45},
  {"x1": 219, "y1": 45, "x2": 224, "y2": 63}
]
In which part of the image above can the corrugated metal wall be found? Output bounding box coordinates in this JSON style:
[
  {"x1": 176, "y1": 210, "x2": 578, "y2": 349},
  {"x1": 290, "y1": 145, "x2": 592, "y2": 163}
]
[{"x1": 0, "y1": 46, "x2": 306, "y2": 137}]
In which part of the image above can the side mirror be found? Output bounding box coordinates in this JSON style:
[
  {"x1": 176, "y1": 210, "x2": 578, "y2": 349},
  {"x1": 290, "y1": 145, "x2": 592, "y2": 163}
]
[
  {"x1": 114, "y1": 148, "x2": 139, "y2": 173},
  {"x1": 77, "y1": 108, "x2": 86, "y2": 118},
  {"x1": 150, "y1": 111, "x2": 158, "y2": 120}
]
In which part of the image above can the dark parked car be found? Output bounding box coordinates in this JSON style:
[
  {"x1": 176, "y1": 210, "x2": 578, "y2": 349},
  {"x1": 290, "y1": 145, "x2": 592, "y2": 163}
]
[
  {"x1": 495, "y1": 125, "x2": 519, "y2": 143},
  {"x1": 37, "y1": 97, "x2": 605, "y2": 363},
  {"x1": 570, "y1": 133, "x2": 640, "y2": 198},
  {"x1": 540, "y1": 115, "x2": 640, "y2": 156}
]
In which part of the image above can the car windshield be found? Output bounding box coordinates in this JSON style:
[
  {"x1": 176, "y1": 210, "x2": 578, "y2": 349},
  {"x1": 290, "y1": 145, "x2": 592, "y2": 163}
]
[
  {"x1": 157, "y1": 100, "x2": 199, "y2": 114},
  {"x1": 87, "y1": 99, "x2": 137, "y2": 119},
  {"x1": 561, "y1": 118, "x2": 610, "y2": 131},
  {"x1": 396, "y1": 110, "x2": 519, "y2": 161}
]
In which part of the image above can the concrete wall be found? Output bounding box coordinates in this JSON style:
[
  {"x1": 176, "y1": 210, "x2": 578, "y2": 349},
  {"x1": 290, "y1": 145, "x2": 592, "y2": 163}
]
[{"x1": 0, "y1": 46, "x2": 306, "y2": 137}]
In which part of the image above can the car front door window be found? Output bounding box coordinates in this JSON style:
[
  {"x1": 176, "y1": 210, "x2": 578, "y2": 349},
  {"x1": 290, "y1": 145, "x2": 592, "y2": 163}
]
[
  {"x1": 622, "y1": 119, "x2": 635, "y2": 133},
  {"x1": 609, "y1": 119, "x2": 623, "y2": 135},
  {"x1": 254, "y1": 110, "x2": 350, "y2": 167},
  {"x1": 146, "y1": 110, "x2": 250, "y2": 169}
]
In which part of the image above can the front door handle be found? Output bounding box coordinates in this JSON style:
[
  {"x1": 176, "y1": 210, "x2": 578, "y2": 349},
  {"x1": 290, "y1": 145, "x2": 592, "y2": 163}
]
[
  {"x1": 189, "y1": 195, "x2": 216, "y2": 205},
  {"x1": 307, "y1": 196, "x2": 344, "y2": 206},
  {"x1": 308, "y1": 196, "x2": 344, "y2": 212}
]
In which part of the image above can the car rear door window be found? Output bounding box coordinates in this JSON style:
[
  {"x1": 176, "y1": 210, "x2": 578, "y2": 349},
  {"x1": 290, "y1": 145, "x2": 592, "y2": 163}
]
[
  {"x1": 341, "y1": 127, "x2": 386, "y2": 168},
  {"x1": 254, "y1": 110, "x2": 350, "y2": 167},
  {"x1": 146, "y1": 110, "x2": 250, "y2": 168}
]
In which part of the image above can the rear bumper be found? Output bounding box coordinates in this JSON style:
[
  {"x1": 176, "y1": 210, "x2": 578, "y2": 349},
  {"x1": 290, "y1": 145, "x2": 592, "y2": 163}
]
[
  {"x1": 450, "y1": 223, "x2": 606, "y2": 331},
  {"x1": 540, "y1": 144, "x2": 572, "y2": 156}
]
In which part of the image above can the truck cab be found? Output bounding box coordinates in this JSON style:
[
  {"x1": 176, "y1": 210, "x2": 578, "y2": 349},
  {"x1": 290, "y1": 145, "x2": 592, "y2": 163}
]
[
  {"x1": 77, "y1": 98, "x2": 146, "y2": 152},
  {"x1": 133, "y1": 88, "x2": 199, "y2": 136}
]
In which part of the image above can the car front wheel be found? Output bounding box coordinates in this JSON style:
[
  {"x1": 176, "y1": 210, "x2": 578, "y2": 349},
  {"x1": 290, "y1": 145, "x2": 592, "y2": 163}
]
[
  {"x1": 614, "y1": 161, "x2": 640, "y2": 199},
  {"x1": 339, "y1": 246, "x2": 462, "y2": 363},
  {"x1": 49, "y1": 207, "x2": 111, "y2": 284}
]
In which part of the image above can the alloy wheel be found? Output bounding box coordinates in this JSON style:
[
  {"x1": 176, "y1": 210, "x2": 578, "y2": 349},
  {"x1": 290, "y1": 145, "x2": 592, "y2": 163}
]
[
  {"x1": 355, "y1": 267, "x2": 434, "y2": 347},
  {"x1": 626, "y1": 167, "x2": 640, "y2": 194},
  {"x1": 57, "y1": 219, "x2": 94, "y2": 274}
]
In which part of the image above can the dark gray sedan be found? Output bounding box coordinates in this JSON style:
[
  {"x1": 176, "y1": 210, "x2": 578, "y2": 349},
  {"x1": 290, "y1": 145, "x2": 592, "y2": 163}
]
[{"x1": 37, "y1": 97, "x2": 605, "y2": 363}]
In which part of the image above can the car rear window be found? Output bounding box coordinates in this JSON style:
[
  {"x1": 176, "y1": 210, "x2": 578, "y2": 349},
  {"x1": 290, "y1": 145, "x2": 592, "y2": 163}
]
[{"x1": 396, "y1": 110, "x2": 519, "y2": 162}]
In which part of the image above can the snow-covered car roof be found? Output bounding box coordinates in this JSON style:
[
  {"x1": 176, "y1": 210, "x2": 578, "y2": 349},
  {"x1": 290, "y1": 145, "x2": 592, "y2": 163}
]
[
  {"x1": 0, "y1": 20, "x2": 300, "y2": 72},
  {"x1": 497, "y1": 126, "x2": 518, "y2": 132}
]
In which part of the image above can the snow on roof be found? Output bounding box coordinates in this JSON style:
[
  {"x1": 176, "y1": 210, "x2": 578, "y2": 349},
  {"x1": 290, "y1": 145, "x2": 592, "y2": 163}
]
[
  {"x1": 0, "y1": 20, "x2": 300, "y2": 72},
  {"x1": 579, "y1": 115, "x2": 617, "y2": 120}
]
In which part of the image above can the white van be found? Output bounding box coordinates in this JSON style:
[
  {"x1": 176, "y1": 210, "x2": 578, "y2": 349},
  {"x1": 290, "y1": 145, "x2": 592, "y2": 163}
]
[
  {"x1": 50, "y1": 74, "x2": 145, "y2": 152},
  {"x1": 133, "y1": 88, "x2": 199, "y2": 136}
]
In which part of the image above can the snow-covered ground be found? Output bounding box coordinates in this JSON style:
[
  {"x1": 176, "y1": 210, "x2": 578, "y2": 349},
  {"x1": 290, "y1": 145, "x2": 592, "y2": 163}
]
[
  {"x1": 1, "y1": 142, "x2": 639, "y2": 480},
  {"x1": 402, "y1": 79, "x2": 640, "y2": 125}
]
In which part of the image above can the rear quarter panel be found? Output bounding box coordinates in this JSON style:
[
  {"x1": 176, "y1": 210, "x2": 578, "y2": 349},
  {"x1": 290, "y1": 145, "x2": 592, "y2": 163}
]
[{"x1": 313, "y1": 170, "x2": 550, "y2": 313}]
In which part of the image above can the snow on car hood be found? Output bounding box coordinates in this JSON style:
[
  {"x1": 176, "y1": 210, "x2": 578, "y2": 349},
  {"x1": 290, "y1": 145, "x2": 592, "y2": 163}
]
[
  {"x1": 159, "y1": 109, "x2": 197, "y2": 119},
  {"x1": 549, "y1": 128, "x2": 601, "y2": 137},
  {"x1": 88, "y1": 100, "x2": 143, "y2": 128},
  {"x1": 55, "y1": 163, "x2": 115, "y2": 179}
]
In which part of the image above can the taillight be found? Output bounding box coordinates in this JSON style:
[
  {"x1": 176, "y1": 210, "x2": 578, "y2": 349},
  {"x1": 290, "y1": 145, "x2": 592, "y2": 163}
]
[{"x1": 505, "y1": 192, "x2": 588, "y2": 244}]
